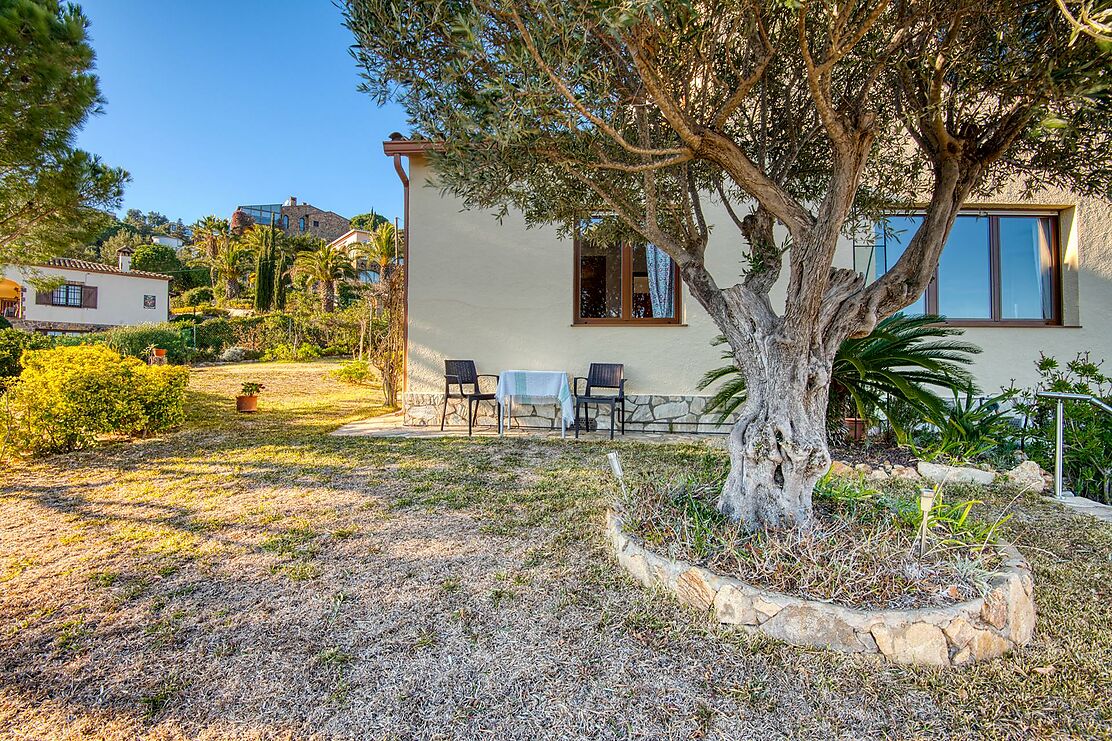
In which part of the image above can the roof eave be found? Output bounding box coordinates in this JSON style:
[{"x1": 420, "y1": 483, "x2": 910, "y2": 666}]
[{"x1": 382, "y1": 138, "x2": 442, "y2": 156}]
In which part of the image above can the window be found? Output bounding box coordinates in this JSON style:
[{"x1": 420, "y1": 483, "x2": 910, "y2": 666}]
[
  {"x1": 574, "y1": 227, "x2": 680, "y2": 324},
  {"x1": 283, "y1": 215, "x2": 290, "y2": 230},
  {"x1": 866, "y1": 211, "x2": 1060, "y2": 324},
  {"x1": 298, "y1": 217, "x2": 306, "y2": 232},
  {"x1": 143, "y1": 295, "x2": 156, "y2": 309},
  {"x1": 52, "y1": 284, "x2": 83, "y2": 307},
  {"x1": 312, "y1": 219, "x2": 319, "y2": 227}
]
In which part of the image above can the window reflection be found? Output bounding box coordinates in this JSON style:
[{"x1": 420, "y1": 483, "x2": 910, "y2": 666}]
[
  {"x1": 874, "y1": 216, "x2": 927, "y2": 315},
  {"x1": 937, "y1": 215, "x2": 991, "y2": 319},
  {"x1": 870, "y1": 211, "x2": 1057, "y2": 323},
  {"x1": 1000, "y1": 216, "x2": 1054, "y2": 320}
]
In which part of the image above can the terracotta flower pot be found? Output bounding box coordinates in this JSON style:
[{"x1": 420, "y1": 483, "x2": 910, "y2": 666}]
[
  {"x1": 236, "y1": 395, "x2": 258, "y2": 413},
  {"x1": 844, "y1": 417, "x2": 867, "y2": 442},
  {"x1": 153, "y1": 348, "x2": 167, "y2": 358}
]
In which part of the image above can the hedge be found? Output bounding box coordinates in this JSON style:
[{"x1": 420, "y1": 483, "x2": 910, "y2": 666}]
[{"x1": 1, "y1": 345, "x2": 189, "y2": 455}]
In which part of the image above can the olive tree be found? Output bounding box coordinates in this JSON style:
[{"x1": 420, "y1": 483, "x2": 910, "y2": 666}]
[{"x1": 345, "y1": 0, "x2": 1110, "y2": 529}]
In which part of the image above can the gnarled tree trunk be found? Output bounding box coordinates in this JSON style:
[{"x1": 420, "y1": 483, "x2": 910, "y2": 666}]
[{"x1": 717, "y1": 330, "x2": 837, "y2": 529}]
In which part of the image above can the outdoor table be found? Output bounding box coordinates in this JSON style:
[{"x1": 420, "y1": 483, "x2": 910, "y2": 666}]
[{"x1": 496, "y1": 370, "x2": 575, "y2": 438}]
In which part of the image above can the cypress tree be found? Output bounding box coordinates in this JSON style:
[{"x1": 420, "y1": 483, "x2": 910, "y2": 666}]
[{"x1": 253, "y1": 231, "x2": 276, "y2": 311}]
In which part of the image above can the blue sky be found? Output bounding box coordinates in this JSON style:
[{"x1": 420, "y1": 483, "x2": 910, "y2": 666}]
[{"x1": 76, "y1": 0, "x2": 409, "y2": 226}]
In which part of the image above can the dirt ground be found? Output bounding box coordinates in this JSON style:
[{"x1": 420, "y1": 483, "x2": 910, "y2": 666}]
[{"x1": 1, "y1": 360, "x2": 1109, "y2": 740}]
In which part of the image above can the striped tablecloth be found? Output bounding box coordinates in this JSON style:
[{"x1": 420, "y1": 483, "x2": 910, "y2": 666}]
[{"x1": 496, "y1": 370, "x2": 575, "y2": 425}]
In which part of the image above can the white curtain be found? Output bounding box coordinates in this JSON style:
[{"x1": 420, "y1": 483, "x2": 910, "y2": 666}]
[{"x1": 645, "y1": 244, "x2": 674, "y2": 317}]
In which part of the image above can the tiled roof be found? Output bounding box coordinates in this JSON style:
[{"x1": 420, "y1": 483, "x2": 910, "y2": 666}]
[{"x1": 43, "y1": 258, "x2": 173, "y2": 281}]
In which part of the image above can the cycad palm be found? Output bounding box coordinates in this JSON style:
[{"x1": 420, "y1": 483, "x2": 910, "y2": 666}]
[
  {"x1": 699, "y1": 313, "x2": 982, "y2": 440},
  {"x1": 293, "y1": 243, "x2": 355, "y2": 312}
]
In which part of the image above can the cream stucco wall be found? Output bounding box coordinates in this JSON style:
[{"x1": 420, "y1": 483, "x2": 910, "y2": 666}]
[
  {"x1": 3, "y1": 265, "x2": 170, "y2": 328},
  {"x1": 405, "y1": 155, "x2": 1112, "y2": 397}
]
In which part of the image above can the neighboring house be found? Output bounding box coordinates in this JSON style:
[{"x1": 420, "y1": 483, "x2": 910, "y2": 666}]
[
  {"x1": 329, "y1": 229, "x2": 376, "y2": 282},
  {"x1": 151, "y1": 234, "x2": 184, "y2": 249},
  {"x1": 232, "y1": 196, "x2": 351, "y2": 243},
  {"x1": 328, "y1": 228, "x2": 405, "y2": 283},
  {"x1": 383, "y1": 136, "x2": 1112, "y2": 432},
  {"x1": 0, "y1": 248, "x2": 171, "y2": 334}
]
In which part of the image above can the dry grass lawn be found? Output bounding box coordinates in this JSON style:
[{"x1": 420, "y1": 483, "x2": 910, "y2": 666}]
[{"x1": 1, "y1": 359, "x2": 1110, "y2": 739}]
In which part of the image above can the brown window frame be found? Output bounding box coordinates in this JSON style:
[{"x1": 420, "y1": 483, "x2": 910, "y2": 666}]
[
  {"x1": 877, "y1": 210, "x2": 1062, "y2": 327},
  {"x1": 573, "y1": 229, "x2": 682, "y2": 325}
]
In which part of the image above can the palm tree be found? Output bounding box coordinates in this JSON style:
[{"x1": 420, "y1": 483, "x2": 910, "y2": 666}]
[
  {"x1": 191, "y1": 215, "x2": 229, "y2": 262},
  {"x1": 210, "y1": 238, "x2": 252, "y2": 301},
  {"x1": 356, "y1": 221, "x2": 398, "y2": 281},
  {"x1": 292, "y1": 243, "x2": 355, "y2": 312},
  {"x1": 698, "y1": 313, "x2": 982, "y2": 440}
]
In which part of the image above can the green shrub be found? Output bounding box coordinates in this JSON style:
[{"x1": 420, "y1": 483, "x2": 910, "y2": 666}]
[
  {"x1": 0, "y1": 315, "x2": 10, "y2": 330},
  {"x1": 194, "y1": 317, "x2": 237, "y2": 352},
  {"x1": 912, "y1": 389, "x2": 1017, "y2": 464},
  {"x1": 0, "y1": 329, "x2": 53, "y2": 378},
  {"x1": 180, "y1": 286, "x2": 214, "y2": 306},
  {"x1": 1, "y1": 345, "x2": 189, "y2": 455},
  {"x1": 261, "y1": 343, "x2": 322, "y2": 362},
  {"x1": 328, "y1": 359, "x2": 374, "y2": 385},
  {"x1": 1016, "y1": 353, "x2": 1111, "y2": 503},
  {"x1": 91, "y1": 323, "x2": 190, "y2": 364},
  {"x1": 170, "y1": 304, "x2": 229, "y2": 319}
]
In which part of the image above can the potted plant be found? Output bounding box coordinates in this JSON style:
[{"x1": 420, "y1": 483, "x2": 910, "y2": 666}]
[
  {"x1": 844, "y1": 416, "x2": 868, "y2": 442},
  {"x1": 145, "y1": 344, "x2": 168, "y2": 361},
  {"x1": 237, "y1": 382, "x2": 264, "y2": 413}
]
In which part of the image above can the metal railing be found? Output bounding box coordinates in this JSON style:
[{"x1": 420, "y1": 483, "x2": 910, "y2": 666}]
[{"x1": 1036, "y1": 391, "x2": 1112, "y2": 498}]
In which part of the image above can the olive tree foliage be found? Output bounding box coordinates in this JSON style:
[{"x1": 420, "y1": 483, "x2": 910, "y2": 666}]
[{"x1": 345, "y1": 0, "x2": 1111, "y2": 529}]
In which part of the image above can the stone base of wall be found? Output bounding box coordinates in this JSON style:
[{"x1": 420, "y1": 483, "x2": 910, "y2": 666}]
[
  {"x1": 13, "y1": 319, "x2": 110, "y2": 334},
  {"x1": 606, "y1": 510, "x2": 1035, "y2": 666},
  {"x1": 403, "y1": 392, "x2": 736, "y2": 432}
]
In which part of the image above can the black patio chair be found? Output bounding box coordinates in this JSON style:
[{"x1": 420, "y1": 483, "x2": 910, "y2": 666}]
[
  {"x1": 574, "y1": 363, "x2": 626, "y2": 440},
  {"x1": 441, "y1": 359, "x2": 500, "y2": 436}
]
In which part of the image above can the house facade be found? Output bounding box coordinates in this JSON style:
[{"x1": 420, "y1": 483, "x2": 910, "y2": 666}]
[
  {"x1": 328, "y1": 228, "x2": 404, "y2": 283},
  {"x1": 233, "y1": 196, "x2": 351, "y2": 243},
  {"x1": 384, "y1": 138, "x2": 1112, "y2": 432},
  {"x1": 0, "y1": 250, "x2": 171, "y2": 334}
]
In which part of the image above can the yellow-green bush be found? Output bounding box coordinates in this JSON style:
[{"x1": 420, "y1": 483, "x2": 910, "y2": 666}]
[{"x1": 0, "y1": 345, "x2": 189, "y2": 455}]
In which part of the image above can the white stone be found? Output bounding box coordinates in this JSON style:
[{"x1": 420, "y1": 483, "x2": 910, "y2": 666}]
[
  {"x1": 1006, "y1": 574, "x2": 1036, "y2": 644},
  {"x1": 673, "y1": 567, "x2": 719, "y2": 611},
  {"x1": 917, "y1": 461, "x2": 996, "y2": 486},
  {"x1": 871, "y1": 622, "x2": 950, "y2": 666},
  {"x1": 1006, "y1": 460, "x2": 1046, "y2": 493},
  {"x1": 891, "y1": 466, "x2": 921, "y2": 480},
  {"x1": 714, "y1": 584, "x2": 759, "y2": 625},
  {"x1": 944, "y1": 618, "x2": 1013, "y2": 664},
  {"x1": 653, "y1": 401, "x2": 689, "y2": 419},
  {"x1": 762, "y1": 605, "x2": 871, "y2": 653}
]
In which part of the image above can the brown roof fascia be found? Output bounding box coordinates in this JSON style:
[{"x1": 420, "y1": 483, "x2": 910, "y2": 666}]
[{"x1": 382, "y1": 138, "x2": 443, "y2": 156}]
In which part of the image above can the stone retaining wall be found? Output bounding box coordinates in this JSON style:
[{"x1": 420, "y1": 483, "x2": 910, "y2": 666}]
[
  {"x1": 606, "y1": 510, "x2": 1035, "y2": 666},
  {"x1": 403, "y1": 392, "x2": 737, "y2": 432}
]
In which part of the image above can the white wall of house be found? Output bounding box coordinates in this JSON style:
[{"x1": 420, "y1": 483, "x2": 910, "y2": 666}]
[
  {"x1": 2, "y1": 265, "x2": 170, "y2": 329},
  {"x1": 405, "y1": 154, "x2": 1111, "y2": 399},
  {"x1": 151, "y1": 235, "x2": 184, "y2": 249}
]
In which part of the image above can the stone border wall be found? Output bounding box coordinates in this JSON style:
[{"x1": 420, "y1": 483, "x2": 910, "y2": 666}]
[
  {"x1": 606, "y1": 510, "x2": 1035, "y2": 666},
  {"x1": 403, "y1": 392, "x2": 737, "y2": 432}
]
